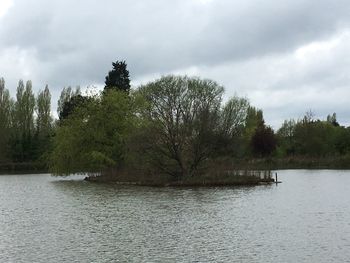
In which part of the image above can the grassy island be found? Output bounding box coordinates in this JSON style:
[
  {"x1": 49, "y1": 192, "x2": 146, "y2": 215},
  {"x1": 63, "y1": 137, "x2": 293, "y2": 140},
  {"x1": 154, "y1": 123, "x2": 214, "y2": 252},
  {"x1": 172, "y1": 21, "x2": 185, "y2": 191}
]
[
  {"x1": 83, "y1": 164, "x2": 275, "y2": 186},
  {"x1": 1, "y1": 61, "x2": 350, "y2": 184},
  {"x1": 50, "y1": 74, "x2": 278, "y2": 185}
]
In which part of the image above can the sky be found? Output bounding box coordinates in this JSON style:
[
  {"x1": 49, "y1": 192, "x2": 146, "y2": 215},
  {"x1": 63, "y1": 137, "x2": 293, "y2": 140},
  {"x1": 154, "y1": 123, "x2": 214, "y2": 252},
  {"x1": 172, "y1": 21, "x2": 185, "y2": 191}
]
[{"x1": 0, "y1": 0, "x2": 350, "y2": 128}]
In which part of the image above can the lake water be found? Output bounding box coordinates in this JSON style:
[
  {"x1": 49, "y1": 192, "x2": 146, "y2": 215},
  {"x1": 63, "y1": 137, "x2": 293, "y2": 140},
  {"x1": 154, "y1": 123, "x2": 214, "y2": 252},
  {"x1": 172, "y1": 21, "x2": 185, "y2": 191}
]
[{"x1": 0, "y1": 170, "x2": 350, "y2": 262}]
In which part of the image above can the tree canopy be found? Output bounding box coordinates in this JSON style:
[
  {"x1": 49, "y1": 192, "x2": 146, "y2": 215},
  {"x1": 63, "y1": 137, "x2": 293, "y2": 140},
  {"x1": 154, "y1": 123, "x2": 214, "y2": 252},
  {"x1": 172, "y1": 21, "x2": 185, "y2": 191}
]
[
  {"x1": 104, "y1": 60, "x2": 131, "y2": 93},
  {"x1": 135, "y1": 76, "x2": 225, "y2": 178},
  {"x1": 50, "y1": 90, "x2": 134, "y2": 175},
  {"x1": 1, "y1": 69, "x2": 350, "y2": 177}
]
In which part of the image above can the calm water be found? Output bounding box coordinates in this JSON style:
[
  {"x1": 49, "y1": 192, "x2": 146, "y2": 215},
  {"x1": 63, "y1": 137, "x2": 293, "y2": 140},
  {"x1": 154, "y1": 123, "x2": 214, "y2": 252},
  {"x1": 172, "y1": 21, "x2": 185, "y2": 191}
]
[{"x1": 1, "y1": 170, "x2": 350, "y2": 262}]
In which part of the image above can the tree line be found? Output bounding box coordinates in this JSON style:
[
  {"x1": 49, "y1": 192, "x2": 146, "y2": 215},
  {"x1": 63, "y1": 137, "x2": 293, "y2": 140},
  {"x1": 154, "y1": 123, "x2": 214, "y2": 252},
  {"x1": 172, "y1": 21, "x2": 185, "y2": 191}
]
[
  {"x1": 277, "y1": 112, "x2": 350, "y2": 157},
  {"x1": 0, "y1": 79, "x2": 52, "y2": 164},
  {"x1": 1, "y1": 61, "x2": 350, "y2": 177}
]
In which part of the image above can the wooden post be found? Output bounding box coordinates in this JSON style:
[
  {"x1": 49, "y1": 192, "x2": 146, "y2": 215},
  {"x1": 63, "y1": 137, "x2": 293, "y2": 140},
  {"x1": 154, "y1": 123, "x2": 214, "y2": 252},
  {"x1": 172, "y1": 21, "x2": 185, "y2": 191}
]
[{"x1": 275, "y1": 173, "x2": 278, "y2": 184}]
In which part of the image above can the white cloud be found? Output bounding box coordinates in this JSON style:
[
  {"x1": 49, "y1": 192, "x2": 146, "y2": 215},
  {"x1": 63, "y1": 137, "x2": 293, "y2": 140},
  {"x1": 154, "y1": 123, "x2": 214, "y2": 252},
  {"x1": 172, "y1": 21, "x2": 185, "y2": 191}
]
[
  {"x1": 1, "y1": 0, "x2": 350, "y2": 128},
  {"x1": 0, "y1": 0, "x2": 13, "y2": 18},
  {"x1": 166, "y1": 30, "x2": 350, "y2": 128}
]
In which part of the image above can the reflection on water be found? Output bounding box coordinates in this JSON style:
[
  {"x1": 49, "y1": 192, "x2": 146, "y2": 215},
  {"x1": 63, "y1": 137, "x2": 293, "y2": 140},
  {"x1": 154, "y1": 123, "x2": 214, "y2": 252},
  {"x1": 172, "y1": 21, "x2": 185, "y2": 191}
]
[{"x1": 1, "y1": 171, "x2": 350, "y2": 262}]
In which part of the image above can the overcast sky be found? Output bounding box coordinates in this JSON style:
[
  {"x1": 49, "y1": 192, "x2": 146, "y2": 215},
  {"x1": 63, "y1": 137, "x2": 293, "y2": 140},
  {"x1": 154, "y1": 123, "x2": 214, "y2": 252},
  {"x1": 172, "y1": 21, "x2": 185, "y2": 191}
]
[{"x1": 1, "y1": 0, "x2": 350, "y2": 128}]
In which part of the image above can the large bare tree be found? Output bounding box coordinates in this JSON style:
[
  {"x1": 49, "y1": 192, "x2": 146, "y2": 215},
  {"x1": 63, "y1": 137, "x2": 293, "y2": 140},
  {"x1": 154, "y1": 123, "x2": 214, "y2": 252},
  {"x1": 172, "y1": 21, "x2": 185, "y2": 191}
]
[{"x1": 138, "y1": 75, "x2": 224, "y2": 178}]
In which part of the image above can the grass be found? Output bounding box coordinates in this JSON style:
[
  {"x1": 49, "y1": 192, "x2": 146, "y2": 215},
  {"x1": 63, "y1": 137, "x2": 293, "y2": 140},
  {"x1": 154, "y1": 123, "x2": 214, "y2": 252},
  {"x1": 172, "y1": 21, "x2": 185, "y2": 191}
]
[{"x1": 85, "y1": 165, "x2": 273, "y2": 186}]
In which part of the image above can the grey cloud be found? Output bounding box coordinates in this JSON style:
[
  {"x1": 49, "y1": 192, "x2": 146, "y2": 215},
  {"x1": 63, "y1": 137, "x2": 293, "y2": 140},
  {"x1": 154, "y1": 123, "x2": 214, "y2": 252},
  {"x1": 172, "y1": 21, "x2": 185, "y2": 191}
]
[
  {"x1": 175, "y1": 31, "x2": 350, "y2": 128},
  {"x1": 195, "y1": 1, "x2": 349, "y2": 62},
  {"x1": 1, "y1": 0, "x2": 350, "y2": 126},
  {"x1": 2, "y1": 0, "x2": 350, "y2": 81}
]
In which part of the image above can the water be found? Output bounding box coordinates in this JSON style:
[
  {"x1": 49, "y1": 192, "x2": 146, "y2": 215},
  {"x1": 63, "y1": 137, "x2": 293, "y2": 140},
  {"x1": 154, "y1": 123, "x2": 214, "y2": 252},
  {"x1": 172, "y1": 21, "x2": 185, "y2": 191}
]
[{"x1": 0, "y1": 170, "x2": 350, "y2": 262}]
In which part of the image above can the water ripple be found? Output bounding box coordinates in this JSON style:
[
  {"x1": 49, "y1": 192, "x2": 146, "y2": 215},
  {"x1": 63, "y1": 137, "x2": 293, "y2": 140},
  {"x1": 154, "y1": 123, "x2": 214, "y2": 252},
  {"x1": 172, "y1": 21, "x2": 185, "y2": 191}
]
[{"x1": 0, "y1": 171, "x2": 350, "y2": 262}]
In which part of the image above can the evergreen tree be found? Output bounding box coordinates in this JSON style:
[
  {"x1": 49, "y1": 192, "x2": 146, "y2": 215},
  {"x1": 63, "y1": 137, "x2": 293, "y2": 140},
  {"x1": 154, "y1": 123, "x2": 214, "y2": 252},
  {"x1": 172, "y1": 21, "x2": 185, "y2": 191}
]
[{"x1": 104, "y1": 60, "x2": 131, "y2": 93}]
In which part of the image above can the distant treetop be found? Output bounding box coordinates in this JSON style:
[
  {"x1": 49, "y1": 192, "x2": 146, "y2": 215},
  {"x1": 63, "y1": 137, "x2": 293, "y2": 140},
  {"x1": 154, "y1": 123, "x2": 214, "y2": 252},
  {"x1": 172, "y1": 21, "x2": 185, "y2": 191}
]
[{"x1": 104, "y1": 60, "x2": 131, "y2": 93}]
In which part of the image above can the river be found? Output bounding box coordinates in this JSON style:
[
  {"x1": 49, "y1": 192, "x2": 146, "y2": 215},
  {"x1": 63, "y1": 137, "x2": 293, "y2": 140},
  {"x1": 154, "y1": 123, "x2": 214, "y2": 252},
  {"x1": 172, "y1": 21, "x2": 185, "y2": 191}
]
[{"x1": 0, "y1": 170, "x2": 350, "y2": 262}]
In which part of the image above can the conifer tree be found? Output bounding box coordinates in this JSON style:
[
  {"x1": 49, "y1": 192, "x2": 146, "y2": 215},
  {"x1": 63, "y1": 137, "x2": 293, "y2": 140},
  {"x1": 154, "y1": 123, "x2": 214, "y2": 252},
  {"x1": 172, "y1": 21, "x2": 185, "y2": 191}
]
[{"x1": 104, "y1": 60, "x2": 131, "y2": 93}]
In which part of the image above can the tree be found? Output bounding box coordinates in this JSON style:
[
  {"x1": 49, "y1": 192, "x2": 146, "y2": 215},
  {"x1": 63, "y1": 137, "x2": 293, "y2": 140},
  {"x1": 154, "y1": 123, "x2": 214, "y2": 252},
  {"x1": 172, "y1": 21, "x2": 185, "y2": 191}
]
[
  {"x1": 50, "y1": 90, "x2": 134, "y2": 175},
  {"x1": 251, "y1": 121, "x2": 277, "y2": 157},
  {"x1": 137, "y1": 75, "x2": 224, "y2": 178},
  {"x1": 11, "y1": 80, "x2": 36, "y2": 161},
  {"x1": 59, "y1": 94, "x2": 91, "y2": 121},
  {"x1": 0, "y1": 78, "x2": 14, "y2": 161},
  {"x1": 215, "y1": 96, "x2": 250, "y2": 156},
  {"x1": 241, "y1": 106, "x2": 264, "y2": 156},
  {"x1": 303, "y1": 109, "x2": 315, "y2": 124},
  {"x1": 57, "y1": 86, "x2": 81, "y2": 120},
  {"x1": 220, "y1": 96, "x2": 250, "y2": 137},
  {"x1": 14, "y1": 80, "x2": 35, "y2": 134},
  {"x1": 104, "y1": 60, "x2": 131, "y2": 93},
  {"x1": 36, "y1": 85, "x2": 52, "y2": 136},
  {"x1": 334, "y1": 126, "x2": 350, "y2": 155},
  {"x1": 294, "y1": 119, "x2": 336, "y2": 156},
  {"x1": 277, "y1": 119, "x2": 296, "y2": 155},
  {"x1": 327, "y1": 113, "x2": 339, "y2": 127},
  {"x1": 35, "y1": 85, "x2": 53, "y2": 160}
]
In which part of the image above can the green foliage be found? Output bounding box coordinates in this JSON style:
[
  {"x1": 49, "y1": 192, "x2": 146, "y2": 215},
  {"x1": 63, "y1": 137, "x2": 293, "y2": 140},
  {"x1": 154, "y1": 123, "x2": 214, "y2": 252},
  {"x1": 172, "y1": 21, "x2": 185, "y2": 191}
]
[
  {"x1": 221, "y1": 96, "x2": 250, "y2": 137},
  {"x1": 36, "y1": 85, "x2": 52, "y2": 136},
  {"x1": 136, "y1": 75, "x2": 225, "y2": 178},
  {"x1": 277, "y1": 119, "x2": 296, "y2": 155},
  {"x1": 277, "y1": 112, "x2": 350, "y2": 158},
  {"x1": 334, "y1": 127, "x2": 350, "y2": 154},
  {"x1": 104, "y1": 60, "x2": 131, "y2": 93},
  {"x1": 0, "y1": 78, "x2": 54, "y2": 165},
  {"x1": 35, "y1": 85, "x2": 53, "y2": 160},
  {"x1": 214, "y1": 96, "x2": 250, "y2": 157},
  {"x1": 50, "y1": 90, "x2": 134, "y2": 175},
  {"x1": 57, "y1": 86, "x2": 82, "y2": 120},
  {"x1": 327, "y1": 112, "x2": 339, "y2": 127},
  {"x1": 0, "y1": 78, "x2": 14, "y2": 161},
  {"x1": 241, "y1": 106, "x2": 264, "y2": 156},
  {"x1": 251, "y1": 122, "x2": 277, "y2": 157},
  {"x1": 294, "y1": 120, "x2": 337, "y2": 156},
  {"x1": 2, "y1": 71, "x2": 350, "y2": 177},
  {"x1": 11, "y1": 80, "x2": 36, "y2": 162}
]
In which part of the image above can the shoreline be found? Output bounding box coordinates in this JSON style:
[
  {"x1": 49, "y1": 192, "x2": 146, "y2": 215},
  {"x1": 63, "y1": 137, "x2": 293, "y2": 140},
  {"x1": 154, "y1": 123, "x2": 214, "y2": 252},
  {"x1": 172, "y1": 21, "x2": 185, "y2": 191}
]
[
  {"x1": 0, "y1": 162, "x2": 47, "y2": 175},
  {"x1": 84, "y1": 174, "x2": 275, "y2": 186},
  {"x1": 2, "y1": 156, "x2": 350, "y2": 178},
  {"x1": 232, "y1": 156, "x2": 350, "y2": 170}
]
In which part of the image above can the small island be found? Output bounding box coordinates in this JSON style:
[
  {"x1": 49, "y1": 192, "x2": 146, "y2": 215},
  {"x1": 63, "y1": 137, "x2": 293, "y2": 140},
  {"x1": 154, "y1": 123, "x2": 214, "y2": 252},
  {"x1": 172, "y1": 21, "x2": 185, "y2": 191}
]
[{"x1": 1, "y1": 61, "x2": 349, "y2": 185}]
